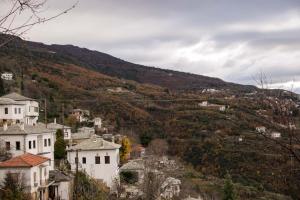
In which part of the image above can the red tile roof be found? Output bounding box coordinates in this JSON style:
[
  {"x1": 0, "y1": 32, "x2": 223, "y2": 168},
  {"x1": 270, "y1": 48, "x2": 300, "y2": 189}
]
[{"x1": 0, "y1": 153, "x2": 49, "y2": 168}]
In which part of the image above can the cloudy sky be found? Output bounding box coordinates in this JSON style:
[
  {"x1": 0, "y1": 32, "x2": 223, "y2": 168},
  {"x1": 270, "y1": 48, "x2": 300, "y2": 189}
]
[{"x1": 2, "y1": 0, "x2": 300, "y2": 92}]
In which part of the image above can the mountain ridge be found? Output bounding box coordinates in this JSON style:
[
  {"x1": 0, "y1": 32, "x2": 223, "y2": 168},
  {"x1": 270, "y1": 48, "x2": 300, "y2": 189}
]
[{"x1": 1, "y1": 34, "x2": 256, "y2": 92}]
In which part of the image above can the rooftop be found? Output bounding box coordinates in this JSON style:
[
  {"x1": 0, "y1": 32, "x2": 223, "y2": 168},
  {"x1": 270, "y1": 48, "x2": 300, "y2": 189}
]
[
  {"x1": 49, "y1": 170, "x2": 72, "y2": 182},
  {"x1": 0, "y1": 124, "x2": 55, "y2": 135},
  {"x1": 71, "y1": 132, "x2": 94, "y2": 140},
  {"x1": 1, "y1": 92, "x2": 34, "y2": 101},
  {"x1": 68, "y1": 136, "x2": 121, "y2": 151},
  {"x1": 47, "y1": 123, "x2": 71, "y2": 129},
  {"x1": 0, "y1": 153, "x2": 49, "y2": 168},
  {"x1": 0, "y1": 97, "x2": 25, "y2": 105},
  {"x1": 120, "y1": 159, "x2": 144, "y2": 171}
]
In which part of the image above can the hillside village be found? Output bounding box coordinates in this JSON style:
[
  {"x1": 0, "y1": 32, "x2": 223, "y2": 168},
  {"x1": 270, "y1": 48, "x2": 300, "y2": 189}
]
[
  {"x1": 0, "y1": 92, "x2": 193, "y2": 200},
  {"x1": 0, "y1": 88, "x2": 298, "y2": 200}
]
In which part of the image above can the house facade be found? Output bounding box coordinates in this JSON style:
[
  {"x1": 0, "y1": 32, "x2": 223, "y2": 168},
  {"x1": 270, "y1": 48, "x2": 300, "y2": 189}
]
[
  {"x1": 0, "y1": 124, "x2": 56, "y2": 169},
  {"x1": 93, "y1": 117, "x2": 102, "y2": 128},
  {"x1": 0, "y1": 153, "x2": 51, "y2": 200},
  {"x1": 67, "y1": 136, "x2": 120, "y2": 188},
  {"x1": 0, "y1": 98, "x2": 25, "y2": 125},
  {"x1": 1, "y1": 93, "x2": 39, "y2": 125},
  {"x1": 70, "y1": 109, "x2": 90, "y2": 122}
]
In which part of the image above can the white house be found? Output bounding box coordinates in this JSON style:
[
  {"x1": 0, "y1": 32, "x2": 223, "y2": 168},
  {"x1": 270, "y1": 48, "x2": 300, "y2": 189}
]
[
  {"x1": 93, "y1": 117, "x2": 102, "y2": 128},
  {"x1": 1, "y1": 93, "x2": 39, "y2": 125},
  {"x1": 1, "y1": 72, "x2": 13, "y2": 81},
  {"x1": 271, "y1": 132, "x2": 281, "y2": 138},
  {"x1": 47, "y1": 119, "x2": 72, "y2": 140},
  {"x1": 67, "y1": 136, "x2": 121, "y2": 188},
  {"x1": 0, "y1": 123, "x2": 56, "y2": 169},
  {"x1": 49, "y1": 170, "x2": 73, "y2": 200},
  {"x1": 256, "y1": 126, "x2": 266, "y2": 133},
  {"x1": 199, "y1": 101, "x2": 208, "y2": 107},
  {"x1": 0, "y1": 153, "x2": 51, "y2": 200},
  {"x1": 70, "y1": 109, "x2": 90, "y2": 122},
  {"x1": 0, "y1": 97, "x2": 25, "y2": 125}
]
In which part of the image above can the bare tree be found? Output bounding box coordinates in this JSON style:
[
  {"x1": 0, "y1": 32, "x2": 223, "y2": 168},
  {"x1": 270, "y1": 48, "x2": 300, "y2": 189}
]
[
  {"x1": 147, "y1": 139, "x2": 168, "y2": 157},
  {"x1": 253, "y1": 72, "x2": 300, "y2": 163},
  {"x1": 0, "y1": 0, "x2": 78, "y2": 47}
]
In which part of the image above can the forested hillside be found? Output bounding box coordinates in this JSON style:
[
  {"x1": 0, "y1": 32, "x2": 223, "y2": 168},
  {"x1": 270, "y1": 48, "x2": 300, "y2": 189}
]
[{"x1": 0, "y1": 35, "x2": 299, "y2": 199}]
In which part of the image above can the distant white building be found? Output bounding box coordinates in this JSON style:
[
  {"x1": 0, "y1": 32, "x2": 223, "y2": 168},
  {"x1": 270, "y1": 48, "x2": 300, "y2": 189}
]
[
  {"x1": 0, "y1": 153, "x2": 51, "y2": 200},
  {"x1": 47, "y1": 119, "x2": 72, "y2": 140},
  {"x1": 67, "y1": 136, "x2": 120, "y2": 188},
  {"x1": 256, "y1": 126, "x2": 266, "y2": 133},
  {"x1": 93, "y1": 117, "x2": 102, "y2": 128},
  {"x1": 70, "y1": 109, "x2": 90, "y2": 122},
  {"x1": 1, "y1": 93, "x2": 39, "y2": 125},
  {"x1": 0, "y1": 123, "x2": 56, "y2": 169},
  {"x1": 1, "y1": 72, "x2": 13, "y2": 81},
  {"x1": 160, "y1": 177, "x2": 181, "y2": 200},
  {"x1": 199, "y1": 101, "x2": 208, "y2": 107},
  {"x1": 271, "y1": 132, "x2": 281, "y2": 138},
  {"x1": 219, "y1": 105, "x2": 226, "y2": 112}
]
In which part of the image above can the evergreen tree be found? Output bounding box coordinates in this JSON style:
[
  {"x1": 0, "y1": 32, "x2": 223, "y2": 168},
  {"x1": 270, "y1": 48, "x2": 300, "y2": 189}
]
[
  {"x1": 0, "y1": 78, "x2": 5, "y2": 96},
  {"x1": 223, "y1": 172, "x2": 237, "y2": 200},
  {"x1": 54, "y1": 129, "x2": 66, "y2": 159}
]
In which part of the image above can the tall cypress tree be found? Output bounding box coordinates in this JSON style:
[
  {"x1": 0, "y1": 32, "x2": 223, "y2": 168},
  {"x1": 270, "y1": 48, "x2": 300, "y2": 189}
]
[{"x1": 223, "y1": 172, "x2": 237, "y2": 200}]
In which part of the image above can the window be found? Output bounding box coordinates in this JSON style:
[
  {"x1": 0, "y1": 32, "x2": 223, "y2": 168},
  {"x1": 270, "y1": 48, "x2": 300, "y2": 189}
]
[
  {"x1": 33, "y1": 140, "x2": 36, "y2": 149},
  {"x1": 4, "y1": 107, "x2": 8, "y2": 114},
  {"x1": 34, "y1": 107, "x2": 39, "y2": 113},
  {"x1": 5, "y1": 142, "x2": 10, "y2": 150},
  {"x1": 44, "y1": 139, "x2": 47, "y2": 147},
  {"x1": 29, "y1": 141, "x2": 32, "y2": 149},
  {"x1": 14, "y1": 108, "x2": 17, "y2": 114},
  {"x1": 95, "y1": 156, "x2": 100, "y2": 164},
  {"x1": 75, "y1": 157, "x2": 78, "y2": 163},
  {"x1": 16, "y1": 141, "x2": 20, "y2": 150},
  {"x1": 44, "y1": 168, "x2": 47, "y2": 177},
  {"x1": 18, "y1": 108, "x2": 21, "y2": 114},
  {"x1": 105, "y1": 156, "x2": 110, "y2": 164},
  {"x1": 82, "y1": 157, "x2": 86, "y2": 164},
  {"x1": 48, "y1": 138, "x2": 51, "y2": 146}
]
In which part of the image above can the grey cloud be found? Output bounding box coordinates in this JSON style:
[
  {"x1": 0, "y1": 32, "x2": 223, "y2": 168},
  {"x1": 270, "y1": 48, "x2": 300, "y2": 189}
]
[{"x1": 6, "y1": 0, "x2": 300, "y2": 90}]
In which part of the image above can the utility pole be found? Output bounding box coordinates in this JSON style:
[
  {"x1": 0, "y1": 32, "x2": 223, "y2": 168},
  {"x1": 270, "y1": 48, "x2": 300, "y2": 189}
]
[
  {"x1": 62, "y1": 102, "x2": 65, "y2": 128},
  {"x1": 44, "y1": 98, "x2": 47, "y2": 128}
]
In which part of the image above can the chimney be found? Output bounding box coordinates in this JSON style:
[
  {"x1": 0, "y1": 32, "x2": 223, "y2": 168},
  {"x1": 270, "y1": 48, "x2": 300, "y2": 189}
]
[
  {"x1": 3, "y1": 122, "x2": 8, "y2": 131},
  {"x1": 54, "y1": 118, "x2": 57, "y2": 124}
]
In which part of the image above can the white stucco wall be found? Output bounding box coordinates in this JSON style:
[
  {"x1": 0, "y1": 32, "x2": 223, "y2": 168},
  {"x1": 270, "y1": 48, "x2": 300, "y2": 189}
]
[
  {"x1": 64, "y1": 128, "x2": 72, "y2": 140},
  {"x1": 67, "y1": 149, "x2": 119, "y2": 188},
  {"x1": 0, "y1": 104, "x2": 25, "y2": 121},
  {"x1": 57, "y1": 181, "x2": 72, "y2": 200}
]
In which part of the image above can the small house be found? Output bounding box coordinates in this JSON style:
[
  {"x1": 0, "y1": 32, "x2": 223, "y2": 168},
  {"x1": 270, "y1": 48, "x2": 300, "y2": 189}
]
[
  {"x1": 256, "y1": 126, "x2": 266, "y2": 133},
  {"x1": 0, "y1": 153, "x2": 51, "y2": 200},
  {"x1": 67, "y1": 136, "x2": 121, "y2": 188},
  {"x1": 160, "y1": 177, "x2": 181, "y2": 199},
  {"x1": 1, "y1": 72, "x2": 13, "y2": 81}
]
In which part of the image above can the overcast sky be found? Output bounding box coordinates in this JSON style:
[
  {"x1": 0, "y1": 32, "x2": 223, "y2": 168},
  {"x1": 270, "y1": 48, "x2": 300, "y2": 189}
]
[{"x1": 2, "y1": 0, "x2": 300, "y2": 92}]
